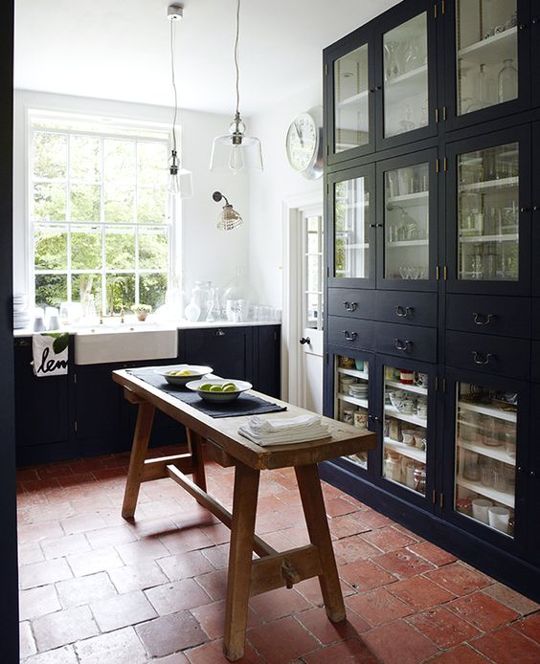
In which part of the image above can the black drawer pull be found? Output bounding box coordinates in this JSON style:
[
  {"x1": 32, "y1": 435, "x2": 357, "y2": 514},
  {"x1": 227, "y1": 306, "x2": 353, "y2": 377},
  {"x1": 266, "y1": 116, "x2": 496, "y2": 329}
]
[
  {"x1": 472, "y1": 351, "x2": 494, "y2": 366},
  {"x1": 343, "y1": 301, "x2": 358, "y2": 313},
  {"x1": 395, "y1": 305, "x2": 414, "y2": 319},
  {"x1": 473, "y1": 312, "x2": 495, "y2": 326},
  {"x1": 394, "y1": 338, "x2": 412, "y2": 352},
  {"x1": 342, "y1": 330, "x2": 358, "y2": 342},
  {"x1": 299, "y1": 337, "x2": 311, "y2": 345}
]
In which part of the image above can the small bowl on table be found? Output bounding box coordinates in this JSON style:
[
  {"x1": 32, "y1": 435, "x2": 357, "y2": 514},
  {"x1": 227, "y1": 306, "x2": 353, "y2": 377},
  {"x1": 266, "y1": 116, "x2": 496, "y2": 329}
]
[
  {"x1": 186, "y1": 378, "x2": 252, "y2": 403},
  {"x1": 159, "y1": 365, "x2": 213, "y2": 387}
]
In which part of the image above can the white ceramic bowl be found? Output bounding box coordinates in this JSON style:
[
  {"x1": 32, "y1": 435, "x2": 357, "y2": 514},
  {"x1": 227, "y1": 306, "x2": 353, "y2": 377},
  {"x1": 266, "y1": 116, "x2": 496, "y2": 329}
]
[
  {"x1": 186, "y1": 378, "x2": 252, "y2": 403},
  {"x1": 160, "y1": 365, "x2": 213, "y2": 386}
]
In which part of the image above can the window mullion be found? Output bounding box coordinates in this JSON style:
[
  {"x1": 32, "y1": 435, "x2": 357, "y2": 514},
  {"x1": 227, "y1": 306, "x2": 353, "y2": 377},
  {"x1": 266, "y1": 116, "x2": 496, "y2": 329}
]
[{"x1": 100, "y1": 136, "x2": 107, "y2": 315}]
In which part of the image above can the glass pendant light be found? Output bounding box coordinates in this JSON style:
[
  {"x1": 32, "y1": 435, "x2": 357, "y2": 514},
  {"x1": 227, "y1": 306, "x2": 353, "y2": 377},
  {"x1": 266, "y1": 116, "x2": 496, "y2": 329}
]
[
  {"x1": 209, "y1": 0, "x2": 263, "y2": 174},
  {"x1": 167, "y1": 4, "x2": 193, "y2": 199},
  {"x1": 212, "y1": 191, "x2": 244, "y2": 231}
]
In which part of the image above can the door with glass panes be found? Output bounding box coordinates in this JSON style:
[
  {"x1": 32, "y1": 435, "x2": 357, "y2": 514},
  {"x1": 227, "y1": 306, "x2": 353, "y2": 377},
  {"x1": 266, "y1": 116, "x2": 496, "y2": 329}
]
[
  {"x1": 443, "y1": 370, "x2": 528, "y2": 553},
  {"x1": 327, "y1": 164, "x2": 375, "y2": 290},
  {"x1": 445, "y1": 0, "x2": 530, "y2": 131},
  {"x1": 376, "y1": 356, "x2": 437, "y2": 509},
  {"x1": 376, "y1": 149, "x2": 438, "y2": 291},
  {"x1": 445, "y1": 126, "x2": 531, "y2": 295}
]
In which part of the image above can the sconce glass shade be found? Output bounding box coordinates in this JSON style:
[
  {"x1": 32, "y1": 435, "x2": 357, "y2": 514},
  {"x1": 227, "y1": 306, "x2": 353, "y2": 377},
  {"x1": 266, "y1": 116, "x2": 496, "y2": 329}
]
[{"x1": 217, "y1": 204, "x2": 243, "y2": 231}]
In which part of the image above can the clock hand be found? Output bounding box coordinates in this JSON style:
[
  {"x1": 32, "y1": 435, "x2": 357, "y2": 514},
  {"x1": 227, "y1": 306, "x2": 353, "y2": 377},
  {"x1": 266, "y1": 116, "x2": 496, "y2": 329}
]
[{"x1": 294, "y1": 121, "x2": 304, "y2": 148}]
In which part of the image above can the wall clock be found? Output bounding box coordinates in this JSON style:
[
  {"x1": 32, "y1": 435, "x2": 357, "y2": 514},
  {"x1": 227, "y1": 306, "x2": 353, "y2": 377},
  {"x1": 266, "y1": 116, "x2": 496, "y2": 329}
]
[{"x1": 285, "y1": 108, "x2": 323, "y2": 180}]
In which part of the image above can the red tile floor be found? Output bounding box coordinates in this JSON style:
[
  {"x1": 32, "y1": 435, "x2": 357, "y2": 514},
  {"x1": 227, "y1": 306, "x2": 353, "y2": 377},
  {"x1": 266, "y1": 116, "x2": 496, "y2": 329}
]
[{"x1": 17, "y1": 446, "x2": 540, "y2": 663}]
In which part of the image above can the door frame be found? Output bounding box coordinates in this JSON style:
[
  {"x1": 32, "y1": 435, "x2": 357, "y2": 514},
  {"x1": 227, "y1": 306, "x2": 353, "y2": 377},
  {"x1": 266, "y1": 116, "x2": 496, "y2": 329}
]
[{"x1": 282, "y1": 190, "x2": 324, "y2": 405}]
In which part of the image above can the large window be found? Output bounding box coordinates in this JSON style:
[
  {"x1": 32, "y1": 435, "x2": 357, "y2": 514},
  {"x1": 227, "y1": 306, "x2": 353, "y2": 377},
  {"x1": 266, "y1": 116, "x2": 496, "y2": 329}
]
[{"x1": 30, "y1": 112, "x2": 171, "y2": 314}]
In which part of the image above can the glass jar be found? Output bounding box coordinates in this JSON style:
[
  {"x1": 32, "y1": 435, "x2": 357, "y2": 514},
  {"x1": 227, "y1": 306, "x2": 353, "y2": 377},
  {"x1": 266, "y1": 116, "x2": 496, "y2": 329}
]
[
  {"x1": 498, "y1": 59, "x2": 518, "y2": 103},
  {"x1": 413, "y1": 466, "x2": 426, "y2": 494}
]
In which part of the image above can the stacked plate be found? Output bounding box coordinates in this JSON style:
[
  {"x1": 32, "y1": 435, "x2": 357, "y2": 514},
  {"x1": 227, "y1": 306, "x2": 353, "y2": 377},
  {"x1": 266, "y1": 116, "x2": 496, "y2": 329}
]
[{"x1": 13, "y1": 293, "x2": 31, "y2": 329}]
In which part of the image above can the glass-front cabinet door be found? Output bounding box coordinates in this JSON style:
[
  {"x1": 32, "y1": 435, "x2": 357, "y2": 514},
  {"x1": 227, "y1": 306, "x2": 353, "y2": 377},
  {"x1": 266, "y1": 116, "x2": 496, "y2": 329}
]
[
  {"x1": 377, "y1": 150, "x2": 437, "y2": 291},
  {"x1": 376, "y1": 2, "x2": 437, "y2": 149},
  {"x1": 325, "y1": 27, "x2": 374, "y2": 165},
  {"x1": 327, "y1": 165, "x2": 375, "y2": 289},
  {"x1": 447, "y1": 0, "x2": 529, "y2": 128},
  {"x1": 446, "y1": 128, "x2": 531, "y2": 295}
]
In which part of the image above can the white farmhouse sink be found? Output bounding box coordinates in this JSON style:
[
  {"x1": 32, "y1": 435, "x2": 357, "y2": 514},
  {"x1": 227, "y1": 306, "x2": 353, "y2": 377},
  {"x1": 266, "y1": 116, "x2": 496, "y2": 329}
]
[{"x1": 74, "y1": 324, "x2": 178, "y2": 365}]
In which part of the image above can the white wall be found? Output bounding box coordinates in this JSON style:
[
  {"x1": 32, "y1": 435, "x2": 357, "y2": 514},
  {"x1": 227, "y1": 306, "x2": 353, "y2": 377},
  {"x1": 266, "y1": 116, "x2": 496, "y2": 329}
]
[
  {"x1": 247, "y1": 82, "x2": 324, "y2": 308},
  {"x1": 12, "y1": 90, "x2": 250, "y2": 306}
]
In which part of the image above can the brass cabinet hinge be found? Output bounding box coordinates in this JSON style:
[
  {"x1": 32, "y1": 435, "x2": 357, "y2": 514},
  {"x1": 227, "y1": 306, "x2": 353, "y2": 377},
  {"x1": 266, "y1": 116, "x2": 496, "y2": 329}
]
[
  {"x1": 442, "y1": 377, "x2": 447, "y2": 393},
  {"x1": 324, "y1": 63, "x2": 328, "y2": 76},
  {"x1": 432, "y1": 489, "x2": 437, "y2": 504},
  {"x1": 74, "y1": 420, "x2": 78, "y2": 433},
  {"x1": 439, "y1": 493, "x2": 445, "y2": 509},
  {"x1": 441, "y1": 0, "x2": 446, "y2": 15},
  {"x1": 442, "y1": 105, "x2": 448, "y2": 121},
  {"x1": 443, "y1": 265, "x2": 448, "y2": 280},
  {"x1": 435, "y1": 107, "x2": 440, "y2": 123},
  {"x1": 434, "y1": 3, "x2": 438, "y2": 18},
  {"x1": 436, "y1": 265, "x2": 441, "y2": 280},
  {"x1": 444, "y1": 157, "x2": 448, "y2": 172},
  {"x1": 73, "y1": 373, "x2": 77, "y2": 384},
  {"x1": 435, "y1": 375, "x2": 439, "y2": 391},
  {"x1": 435, "y1": 159, "x2": 440, "y2": 174}
]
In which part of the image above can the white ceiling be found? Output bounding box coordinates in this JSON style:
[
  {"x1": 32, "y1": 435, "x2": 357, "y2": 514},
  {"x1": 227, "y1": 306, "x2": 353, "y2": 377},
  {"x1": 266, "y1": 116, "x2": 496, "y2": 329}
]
[{"x1": 15, "y1": 0, "x2": 400, "y2": 115}]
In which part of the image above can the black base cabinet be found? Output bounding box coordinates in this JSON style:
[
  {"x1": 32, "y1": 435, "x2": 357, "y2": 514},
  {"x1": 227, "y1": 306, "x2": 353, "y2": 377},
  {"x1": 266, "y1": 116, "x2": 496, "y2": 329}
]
[
  {"x1": 15, "y1": 325, "x2": 280, "y2": 466},
  {"x1": 323, "y1": 0, "x2": 540, "y2": 601}
]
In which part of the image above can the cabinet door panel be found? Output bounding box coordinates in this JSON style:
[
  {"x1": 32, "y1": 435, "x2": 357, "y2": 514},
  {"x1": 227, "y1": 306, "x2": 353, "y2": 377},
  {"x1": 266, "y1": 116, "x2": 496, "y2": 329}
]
[
  {"x1": 529, "y1": 385, "x2": 540, "y2": 564},
  {"x1": 445, "y1": 331, "x2": 530, "y2": 379},
  {"x1": 375, "y1": 291, "x2": 437, "y2": 327},
  {"x1": 446, "y1": 294, "x2": 530, "y2": 338},
  {"x1": 375, "y1": 322, "x2": 437, "y2": 363},
  {"x1": 182, "y1": 327, "x2": 250, "y2": 380},
  {"x1": 327, "y1": 316, "x2": 375, "y2": 352},
  {"x1": 327, "y1": 288, "x2": 375, "y2": 320}
]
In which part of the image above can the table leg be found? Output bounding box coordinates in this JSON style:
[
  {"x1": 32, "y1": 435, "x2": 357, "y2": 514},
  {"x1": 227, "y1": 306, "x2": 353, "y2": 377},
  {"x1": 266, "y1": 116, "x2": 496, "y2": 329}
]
[
  {"x1": 121, "y1": 401, "x2": 155, "y2": 519},
  {"x1": 295, "y1": 464, "x2": 346, "y2": 623},
  {"x1": 223, "y1": 463, "x2": 260, "y2": 662},
  {"x1": 187, "y1": 429, "x2": 207, "y2": 491}
]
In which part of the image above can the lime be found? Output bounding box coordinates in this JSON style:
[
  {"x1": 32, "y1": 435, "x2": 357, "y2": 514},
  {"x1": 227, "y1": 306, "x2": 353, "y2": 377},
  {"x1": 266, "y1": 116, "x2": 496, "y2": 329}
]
[
  {"x1": 199, "y1": 383, "x2": 213, "y2": 391},
  {"x1": 209, "y1": 385, "x2": 223, "y2": 392},
  {"x1": 222, "y1": 384, "x2": 237, "y2": 392}
]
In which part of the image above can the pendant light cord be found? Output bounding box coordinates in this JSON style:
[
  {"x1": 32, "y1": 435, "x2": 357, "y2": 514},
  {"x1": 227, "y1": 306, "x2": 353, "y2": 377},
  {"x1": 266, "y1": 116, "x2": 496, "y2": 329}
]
[
  {"x1": 234, "y1": 0, "x2": 240, "y2": 116},
  {"x1": 170, "y1": 18, "x2": 179, "y2": 153}
]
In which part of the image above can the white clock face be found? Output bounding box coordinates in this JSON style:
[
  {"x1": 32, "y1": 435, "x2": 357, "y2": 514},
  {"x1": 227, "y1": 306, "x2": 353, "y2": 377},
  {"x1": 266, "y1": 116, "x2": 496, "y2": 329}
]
[{"x1": 286, "y1": 113, "x2": 318, "y2": 173}]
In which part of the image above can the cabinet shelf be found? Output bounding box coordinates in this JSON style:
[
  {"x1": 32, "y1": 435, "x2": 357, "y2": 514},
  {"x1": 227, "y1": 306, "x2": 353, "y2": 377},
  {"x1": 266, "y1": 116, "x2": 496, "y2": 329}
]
[
  {"x1": 337, "y1": 89, "x2": 369, "y2": 108},
  {"x1": 386, "y1": 239, "x2": 428, "y2": 247},
  {"x1": 458, "y1": 27, "x2": 517, "y2": 65},
  {"x1": 458, "y1": 401, "x2": 517, "y2": 424},
  {"x1": 459, "y1": 176, "x2": 518, "y2": 193},
  {"x1": 457, "y1": 438, "x2": 516, "y2": 467},
  {"x1": 384, "y1": 437, "x2": 426, "y2": 463},
  {"x1": 386, "y1": 380, "x2": 427, "y2": 396},
  {"x1": 456, "y1": 475, "x2": 515, "y2": 508},
  {"x1": 386, "y1": 191, "x2": 428, "y2": 209},
  {"x1": 337, "y1": 367, "x2": 369, "y2": 381},
  {"x1": 338, "y1": 393, "x2": 369, "y2": 409},
  {"x1": 385, "y1": 405, "x2": 427, "y2": 428},
  {"x1": 459, "y1": 233, "x2": 518, "y2": 244},
  {"x1": 385, "y1": 64, "x2": 427, "y2": 90}
]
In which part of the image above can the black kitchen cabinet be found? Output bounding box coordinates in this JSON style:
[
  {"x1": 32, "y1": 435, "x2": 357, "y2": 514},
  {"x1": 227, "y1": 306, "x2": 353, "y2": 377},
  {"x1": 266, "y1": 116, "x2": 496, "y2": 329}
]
[
  {"x1": 181, "y1": 326, "x2": 253, "y2": 381},
  {"x1": 322, "y1": 0, "x2": 540, "y2": 601},
  {"x1": 252, "y1": 325, "x2": 281, "y2": 398}
]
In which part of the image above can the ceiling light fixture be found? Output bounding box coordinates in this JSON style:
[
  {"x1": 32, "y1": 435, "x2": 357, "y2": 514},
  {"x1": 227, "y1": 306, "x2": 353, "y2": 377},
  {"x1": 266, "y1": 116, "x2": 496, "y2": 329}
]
[
  {"x1": 209, "y1": 0, "x2": 263, "y2": 174},
  {"x1": 167, "y1": 4, "x2": 193, "y2": 199},
  {"x1": 212, "y1": 191, "x2": 243, "y2": 231}
]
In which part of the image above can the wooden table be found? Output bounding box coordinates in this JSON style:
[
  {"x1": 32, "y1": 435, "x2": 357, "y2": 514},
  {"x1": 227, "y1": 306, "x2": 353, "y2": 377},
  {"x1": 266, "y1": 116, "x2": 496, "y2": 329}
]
[{"x1": 113, "y1": 369, "x2": 376, "y2": 661}]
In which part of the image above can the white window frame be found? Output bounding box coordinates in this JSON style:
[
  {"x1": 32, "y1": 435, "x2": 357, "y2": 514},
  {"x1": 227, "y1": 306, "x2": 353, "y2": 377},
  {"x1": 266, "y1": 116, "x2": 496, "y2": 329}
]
[{"x1": 27, "y1": 110, "x2": 176, "y2": 313}]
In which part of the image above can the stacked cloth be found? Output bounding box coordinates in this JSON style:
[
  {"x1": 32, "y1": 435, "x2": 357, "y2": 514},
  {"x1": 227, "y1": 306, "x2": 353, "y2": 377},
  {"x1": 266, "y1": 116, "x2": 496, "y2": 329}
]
[{"x1": 239, "y1": 414, "x2": 330, "y2": 447}]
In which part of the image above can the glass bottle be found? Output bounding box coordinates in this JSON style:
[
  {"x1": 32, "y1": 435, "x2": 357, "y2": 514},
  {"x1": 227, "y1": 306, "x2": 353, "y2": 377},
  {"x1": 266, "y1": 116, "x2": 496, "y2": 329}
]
[{"x1": 498, "y1": 59, "x2": 518, "y2": 103}]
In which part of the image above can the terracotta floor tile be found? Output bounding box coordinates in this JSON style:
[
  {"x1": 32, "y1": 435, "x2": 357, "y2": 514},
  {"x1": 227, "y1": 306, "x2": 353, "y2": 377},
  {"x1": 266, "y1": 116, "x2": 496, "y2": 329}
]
[
  {"x1": 249, "y1": 587, "x2": 312, "y2": 621},
  {"x1": 262, "y1": 525, "x2": 310, "y2": 551},
  {"x1": 135, "y1": 610, "x2": 207, "y2": 658},
  {"x1": 482, "y1": 583, "x2": 540, "y2": 616},
  {"x1": 428, "y1": 644, "x2": 492, "y2": 663},
  {"x1": 18, "y1": 541, "x2": 45, "y2": 566},
  {"x1": 40, "y1": 533, "x2": 91, "y2": 560},
  {"x1": 151, "y1": 652, "x2": 189, "y2": 664},
  {"x1": 329, "y1": 513, "x2": 372, "y2": 539},
  {"x1": 18, "y1": 520, "x2": 64, "y2": 544},
  {"x1": 375, "y1": 549, "x2": 437, "y2": 579},
  {"x1": 157, "y1": 549, "x2": 216, "y2": 581},
  {"x1": 56, "y1": 571, "x2": 117, "y2": 609},
  {"x1": 295, "y1": 576, "x2": 356, "y2": 606},
  {"x1": 361, "y1": 526, "x2": 417, "y2": 553},
  {"x1": 85, "y1": 524, "x2": 137, "y2": 549},
  {"x1": 19, "y1": 584, "x2": 61, "y2": 621},
  {"x1": 108, "y1": 559, "x2": 169, "y2": 594},
  {"x1": 302, "y1": 637, "x2": 380, "y2": 664},
  {"x1": 513, "y1": 612, "x2": 540, "y2": 644},
  {"x1": 66, "y1": 546, "x2": 124, "y2": 577},
  {"x1": 346, "y1": 587, "x2": 413, "y2": 627},
  {"x1": 201, "y1": 542, "x2": 229, "y2": 569},
  {"x1": 339, "y1": 558, "x2": 397, "y2": 592},
  {"x1": 448, "y1": 592, "x2": 518, "y2": 632},
  {"x1": 19, "y1": 557, "x2": 73, "y2": 590},
  {"x1": 115, "y1": 536, "x2": 170, "y2": 564},
  {"x1": 247, "y1": 615, "x2": 319, "y2": 664},
  {"x1": 23, "y1": 644, "x2": 79, "y2": 664},
  {"x1": 407, "y1": 606, "x2": 481, "y2": 648},
  {"x1": 190, "y1": 599, "x2": 261, "y2": 640},
  {"x1": 472, "y1": 625, "x2": 540, "y2": 664},
  {"x1": 60, "y1": 513, "x2": 107, "y2": 535},
  {"x1": 197, "y1": 522, "x2": 231, "y2": 546},
  {"x1": 387, "y1": 575, "x2": 455, "y2": 611},
  {"x1": 124, "y1": 516, "x2": 176, "y2": 539},
  {"x1": 362, "y1": 619, "x2": 439, "y2": 664},
  {"x1": 426, "y1": 563, "x2": 493, "y2": 597},
  {"x1": 159, "y1": 526, "x2": 214, "y2": 554},
  {"x1": 195, "y1": 569, "x2": 229, "y2": 602},
  {"x1": 20, "y1": 620, "x2": 37, "y2": 659},
  {"x1": 333, "y1": 534, "x2": 382, "y2": 565},
  {"x1": 407, "y1": 541, "x2": 457, "y2": 567},
  {"x1": 90, "y1": 589, "x2": 157, "y2": 632},
  {"x1": 145, "y1": 578, "x2": 212, "y2": 615},
  {"x1": 325, "y1": 496, "x2": 361, "y2": 517},
  {"x1": 185, "y1": 638, "x2": 263, "y2": 663},
  {"x1": 295, "y1": 605, "x2": 370, "y2": 644},
  {"x1": 33, "y1": 605, "x2": 99, "y2": 652},
  {"x1": 74, "y1": 626, "x2": 147, "y2": 664}
]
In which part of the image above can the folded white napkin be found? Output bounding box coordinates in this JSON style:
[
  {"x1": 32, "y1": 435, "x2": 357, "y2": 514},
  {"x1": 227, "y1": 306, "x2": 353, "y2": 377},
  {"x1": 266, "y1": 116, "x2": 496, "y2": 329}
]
[{"x1": 239, "y1": 414, "x2": 330, "y2": 447}]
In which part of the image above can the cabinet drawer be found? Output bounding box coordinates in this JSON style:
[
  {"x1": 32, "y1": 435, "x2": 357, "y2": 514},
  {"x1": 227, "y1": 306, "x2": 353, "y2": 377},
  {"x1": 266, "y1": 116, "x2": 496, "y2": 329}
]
[
  {"x1": 533, "y1": 299, "x2": 540, "y2": 340},
  {"x1": 327, "y1": 289, "x2": 375, "y2": 320},
  {"x1": 375, "y1": 291, "x2": 437, "y2": 327},
  {"x1": 445, "y1": 331, "x2": 530, "y2": 380},
  {"x1": 375, "y1": 323, "x2": 437, "y2": 363},
  {"x1": 327, "y1": 316, "x2": 374, "y2": 351},
  {"x1": 446, "y1": 295, "x2": 530, "y2": 338}
]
